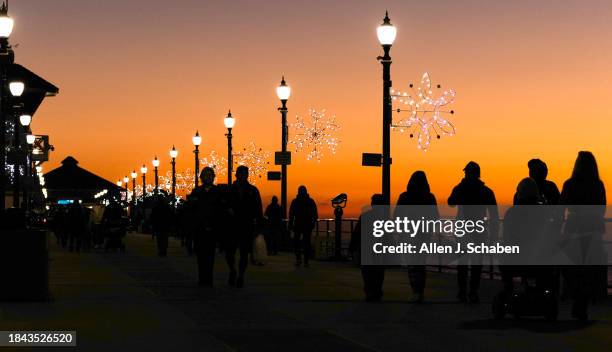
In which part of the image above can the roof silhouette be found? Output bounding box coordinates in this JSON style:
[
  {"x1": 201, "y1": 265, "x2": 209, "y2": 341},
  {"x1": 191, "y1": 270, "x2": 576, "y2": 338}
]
[
  {"x1": 43, "y1": 156, "x2": 121, "y2": 202},
  {"x1": 8, "y1": 63, "x2": 59, "y2": 116}
]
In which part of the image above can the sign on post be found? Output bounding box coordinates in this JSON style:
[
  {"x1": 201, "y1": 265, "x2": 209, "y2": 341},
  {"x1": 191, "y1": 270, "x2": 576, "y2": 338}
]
[
  {"x1": 267, "y1": 171, "x2": 282, "y2": 181},
  {"x1": 362, "y1": 153, "x2": 382, "y2": 167},
  {"x1": 274, "y1": 151, "x2": 291, "y2": 165},
  {"x1": 32, "y1": 135, "x2": 51, "y2": 162}
]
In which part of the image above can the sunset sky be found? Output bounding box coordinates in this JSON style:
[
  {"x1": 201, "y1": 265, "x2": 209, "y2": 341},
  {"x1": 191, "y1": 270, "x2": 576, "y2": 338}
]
[{"x1": 11, "y1": 0, "x2": 612, "y2": 216}]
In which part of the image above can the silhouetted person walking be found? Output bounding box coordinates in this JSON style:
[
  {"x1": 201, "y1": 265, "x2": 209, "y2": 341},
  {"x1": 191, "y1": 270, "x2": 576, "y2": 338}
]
[
  {"x1": 289, "y1": 186, "x2": 318, "y2": 267},
  {"x1": 151, "y1": 194, "x2": 174, "y2": 257},
  {"x1": 264, "y1": 196, "x2": 282, "y2": 255},
  {"x1": 226, "y1": 165, "x2": 263, "y2": 288},
  {"x1": 101, "y1": 200, "x2": 126, "y2": 252},
  {"x1": 501, "y1": 178, "x2": 554, "y2": 295},
  {"x1": 513, "y1": 159, "x2": 560, "y2": 205},
  {"x1": 188, "y1": 167, "x2": 222, "y2": 287},
  {"x1": 67, "y1": 202, "x2": 85, "y2": 252},
  {"x1": 352, "y1": 194, "x2": 386, "y2": 302},
  {"x1": 448, "y1": 161, "x2": 499, "y2": 303},
  {"x1": 560, "y1": 151, "x2": 606, "y2": 320},
  {"x1": 395, "y1": 171, "x2": 439, "y2": 303}
]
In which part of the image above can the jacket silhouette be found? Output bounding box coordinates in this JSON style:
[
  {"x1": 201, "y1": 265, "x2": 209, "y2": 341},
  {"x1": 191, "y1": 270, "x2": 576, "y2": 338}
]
[
  {"x1": 395, "y1": 171, "x2": 439, "y2": 302},
  {"x1": 447, "y1": 161, "x2": 499, "y2": 303},
  {"x1": 188, "y1": 167, "x2": 226, "y2": 287},
  {"x1": 264, "y1": 196, "x2": 282, "y2": 255},
  {"x1": 289, "y1": 186, "x2": 318, "y2": 267},
  {"x1": 559, "y1": 151, "x2": 607, "y2": 320},
  {"x1": 225, "y1": 165, "x2": 263, "y2": 288}
]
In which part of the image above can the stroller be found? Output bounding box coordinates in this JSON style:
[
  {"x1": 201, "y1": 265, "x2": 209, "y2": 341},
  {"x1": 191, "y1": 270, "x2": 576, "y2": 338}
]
[
  {"x1": 103, "y1": 216, "x2": 128, "y2": 253},
  {"x1": 492, "y1": 266, "x2": 558, "y2": 321}
]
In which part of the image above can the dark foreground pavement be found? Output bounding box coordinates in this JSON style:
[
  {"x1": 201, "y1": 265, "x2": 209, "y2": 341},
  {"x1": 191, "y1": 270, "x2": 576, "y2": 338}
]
[{"x1": 1, "y1": 233, "x2": 610, "y2": 352}]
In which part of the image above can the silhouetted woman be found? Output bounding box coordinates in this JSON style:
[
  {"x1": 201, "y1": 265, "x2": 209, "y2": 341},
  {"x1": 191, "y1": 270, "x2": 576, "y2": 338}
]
[
  {"x1": 560, "y1": 151, "x2": 606, "y2": 320},
  {"x1": 395, "y1": 171, "x2": 439, "y2": 303}
]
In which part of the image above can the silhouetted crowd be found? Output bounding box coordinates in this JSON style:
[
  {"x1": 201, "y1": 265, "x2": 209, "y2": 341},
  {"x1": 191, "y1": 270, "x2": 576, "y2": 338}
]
[
  {"x1": 352, "y1": 151, "x2": 607, "y2": 321},
  {"x1": 48, "y1": 151, "x2": 608, "y2": 322}
]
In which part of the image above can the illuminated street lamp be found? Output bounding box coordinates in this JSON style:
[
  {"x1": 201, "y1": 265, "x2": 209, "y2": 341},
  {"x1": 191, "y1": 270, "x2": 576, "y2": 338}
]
[
  {"x1": 169, "y1": 145, "x2": 177, "y2": 200},
  {"x1": 224, "y1": 110, "x2": 235, "y2": 185},
  {"x1": 377, "y1": 11, "x2": 396, "y2": 205},
  {"x1": 0, "y1": 3, "x2": 14, "y2": 39},
  {"x1": 123, "y1": 176, "x2": 129, "y2": 203},
  {"x1": 152, "y1": 156, "x2": 160, "y2": 193},
  {"x1": 276, "y1": 76, "x2": 291, "y2": 218},
  {"x1": 9, "y1": 81, "x2": 23, "y2": 96},
  {"x1": 192, "y1": 131, "x2": 201, "y2": 188},
  {"x1": 140, "y1": 165, "x2": 147, "y2": 198},
  {"x1": 131, "y1": 170, "x2": 137, "y2": 208},
  {"x1": 19, "y1": 114, "x2": 31, "y2": 126}
]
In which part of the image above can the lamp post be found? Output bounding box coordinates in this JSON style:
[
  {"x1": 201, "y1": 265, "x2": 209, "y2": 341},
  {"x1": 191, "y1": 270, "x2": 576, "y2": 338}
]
[
  {"x1": 152, "y1": 156, "x2": 160, "y2": 194},
  {"x1": 25, "y1": 132, "x2": 34, "y2": 210},
  {"x1": 9, "y1": 80, "x2": 24, "y2": 207},
  {"x1": 169, "y1": 145, "x2": 177, "y2": 201},
  {"x1": 192, "y1": 131, "x2": 201, "y2": 188},
  {"x1": 131, "y1": 170, "x2": 137, "y2": 216},
  {"x1": 276, "y1": 76, "x2": 291, "y2": 218},
  {"x1": 224, "y1": 110, "x2": 235, "y2": 185},
  {"x1": 116, "y1": 180, "x2": 122, "y2": 203},
  {"x1": 377, "y1": 11, "x2": 396, "y2": 205},
  {"x1": 123, "y1": 176, "x2": 129, "y2": 204},
  {"x1": 0, "y1": 2, "x2": 15, "y2": 212},
  {"x1": 140, "y1": 165, "x2": 147, "y2": 199}
]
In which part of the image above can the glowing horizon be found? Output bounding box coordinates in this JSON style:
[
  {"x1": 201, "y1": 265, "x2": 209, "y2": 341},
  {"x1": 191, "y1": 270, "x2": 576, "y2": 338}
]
[{"x1": 12, "y1": 0, "x2": 612, "y2": 216}]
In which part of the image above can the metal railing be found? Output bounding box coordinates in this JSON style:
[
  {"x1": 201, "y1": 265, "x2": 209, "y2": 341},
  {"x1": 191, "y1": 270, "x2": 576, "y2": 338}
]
[{"x1": 310, "y1": 217, "x2": 612, "y2": 288}]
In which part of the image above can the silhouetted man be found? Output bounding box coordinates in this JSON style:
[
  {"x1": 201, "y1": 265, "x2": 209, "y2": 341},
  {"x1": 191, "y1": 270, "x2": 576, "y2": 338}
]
[
  {"x1": 289, "y1": 186, "x2": 318, "y2": 267},
  {"x1": 513, "y1": 158, "x2": 560, "y2": 205},
  {"x1": 151, "y1": 194, "x2": 174, "y2": 257},
  {"x1": 264, "y1": 196, "x2": 282, "y2": 255},
  {"x1": 448, "y1": 161, "x2": 499, "y2": 303},
  {"x1": 226, "y1": 165, "x2": 263, "y2": 288},
  {"x1": 67, "y1": 202, "x2": 85, "y2": 252},
  {"x1": 352, "y1": 194, "x2": 386, "y2": 302},
  {"x1": 188, "y1": 167, "x2": 222, "y2": 287}
]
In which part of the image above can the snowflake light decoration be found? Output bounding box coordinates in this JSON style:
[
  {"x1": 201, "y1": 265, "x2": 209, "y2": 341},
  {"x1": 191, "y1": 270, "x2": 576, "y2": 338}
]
[
  {"x1": 200, "y1": 150, "x2": 227, "y2": 177},
  {"x1": 391, "y1": 72, "x2": 456, "y2": 151},
  {"x1": 160, "y1": 169, "x2": 196, "y2": 198},
  {"x1": 290, "y1": 108, "x2": 340, "y2": 161},
  {"x1": 233, "y1": 142, "x2": 270, "y2": 184}
]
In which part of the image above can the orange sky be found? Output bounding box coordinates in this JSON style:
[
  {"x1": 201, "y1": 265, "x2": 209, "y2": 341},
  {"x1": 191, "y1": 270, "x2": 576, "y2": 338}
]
[{"x1": 10, "y1": 0, "x2": 612, "y2": 217}]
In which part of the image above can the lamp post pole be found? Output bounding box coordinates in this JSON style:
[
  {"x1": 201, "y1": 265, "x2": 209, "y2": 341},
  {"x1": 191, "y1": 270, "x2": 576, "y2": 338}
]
[
  {"x1": 10, "y1": 83, "x2": 24, "y2": 208},
  {"x1": 131, "y1": 170, "x2": 137, "y2": 221},
  {"x1": 276, "y1": 77, "x2": 291, "y2": 218},
  {"x1": 140, "y1": 165, "x2": 147, "y2": 200},
  {"x1": 123, "y1": 176, "x2": 129, "y2": 205},
  {"x1": 377, "y1": 12, "x2": 396, "y2": 205},
  {"x1": 170, "y1": 146, "x2": 177, "y2": 202},
  {"x1": 152, "y1": 156, "x2": 159, "y2": 194},
  {"x1": 0, "y1": 1, "x2": 15, "y2": 213},
  {"x1": 192, "y1": 131, "x2": 201, "y2": 188},
  {"x1": 224, "y1": 110, "x2": 235, "y2": 185}
]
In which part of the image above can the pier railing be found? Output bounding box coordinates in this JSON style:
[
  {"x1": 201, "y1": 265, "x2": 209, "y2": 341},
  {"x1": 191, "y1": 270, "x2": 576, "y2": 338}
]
[{"x1": 308, "y1": 217, "x2": 612, "y2": 289}]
